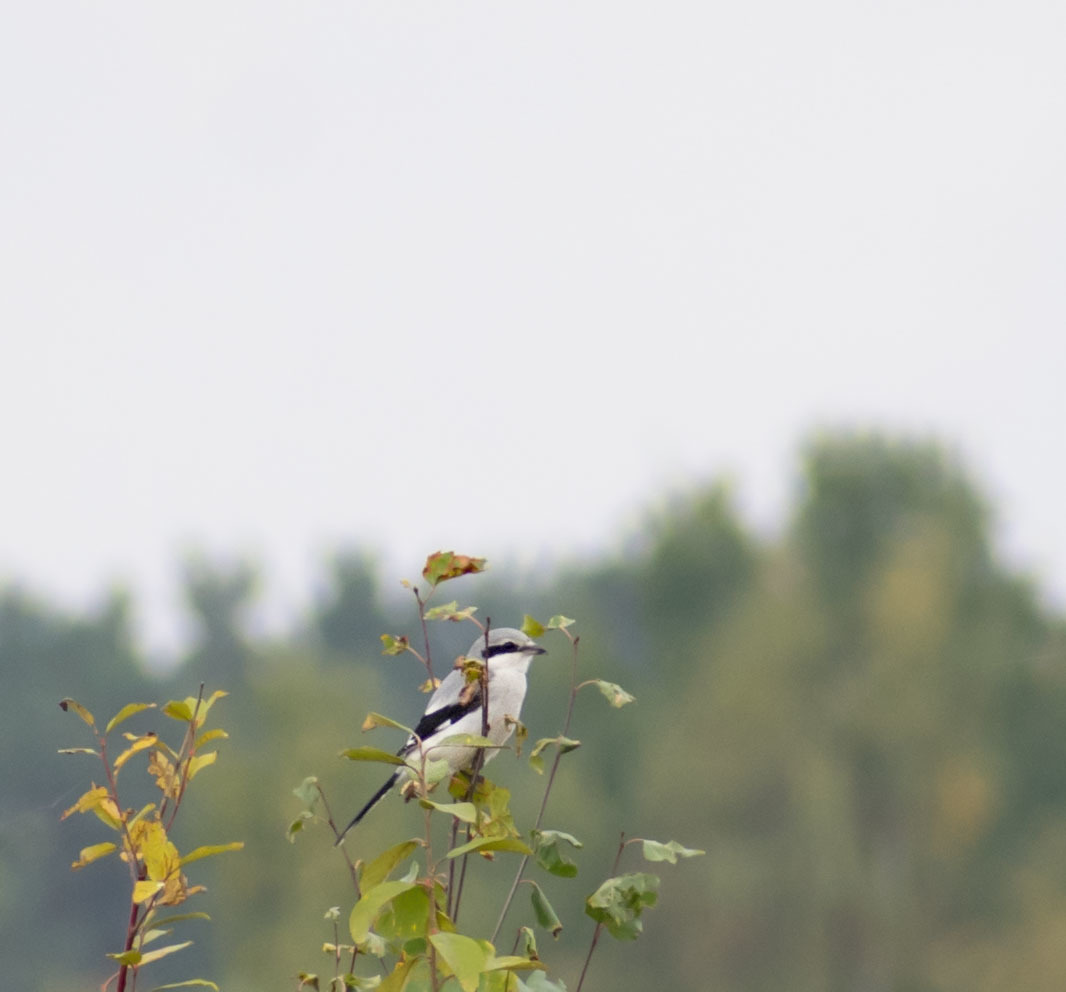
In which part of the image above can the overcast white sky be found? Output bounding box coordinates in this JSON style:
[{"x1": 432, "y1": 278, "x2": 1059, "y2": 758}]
[{"x1": 2, "y1": 2, "x2": 1064, "y2": 652}]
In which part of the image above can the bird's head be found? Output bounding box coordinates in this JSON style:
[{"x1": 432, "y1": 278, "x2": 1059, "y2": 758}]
[{"x1": 468, "y1": 627, "x2": 547, "y2": 674}]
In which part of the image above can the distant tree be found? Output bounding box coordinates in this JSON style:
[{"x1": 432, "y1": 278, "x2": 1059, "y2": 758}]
[
  {"x1": 638, "y1": 482, "x2": 756, "y2": 642},
  {"x1": 311, "y1": 550, "x2": 391, "y2": 662},
  {"x1": 0, "y1": 585, "x2": 151, "y2": 990},
  {"x1": 793, "y1": 433, "x2": 990, "y2": 615},
  {"x1": 181, "y1": 553, "x2": 258, "y2": 685}
]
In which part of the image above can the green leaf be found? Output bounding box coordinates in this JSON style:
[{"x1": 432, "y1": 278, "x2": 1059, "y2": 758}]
[
  {"x1": 421, "y1": 551, "x2": 487, "y2": 586},
  {"x1": 71, "y1": 841, "x2": 117, "y2": 870},
  {"x1": 356, "y1": 931, "x2": 388, "y2": 959},
  {"x1": 349, "y1": 880, "x2": 419, "y2": 943},
  {"x1": 292, "y1": 776, "x2": 320, "y2": 807},
  {"x1": 374, "y1": 884, "x2": 431, "y2": 943},
  {"x1": 586, "y1": 680, "x2": 635, "y2": 708},
  {"x1": 108, "y1": 949, "x2": 143, "y2": 966},
  {"x1": 431, "y1": 733, "x2": 502, "y2": 751},
  {"x1": 416, "y1": 756, "x2": 454, "y2": 788},
  {"x1": 512, "y1": 719, "x2": 528, "y2": 757},
  {"x1": 287, "y1": 811, "x2": 314, "y2": 841},
  {"x1": 428, "y1": 932, "x2": 491, "y2": 992},
  {"x1": 585, "y1": 872, "x2": 660, "y2": 940},
  {"x1": 518, "y1": 925, "x2": 539, "y2": 960},
  {"x1": 484, "y1": 955, "x2": 544, "y2": 973},
  {"x1": 528, "y1": 736, "x2": 581, "y2": 775},
  {"x1": 423, "y1": 601, "x2": 478, "y2": 622},
  {"x1": 447, "y1": 836, "x2": 532, "y2": 859},
  {"x1": 422, "y1": 600, "x2": 457, "y2": 620},
  {"x1": 478, "y1": 973, "x2": 511, "y2": 992},
  {"x1": 140, "y1": 928, "x2": 173, "y2": 947},
  {"x1": 339, "y1": 746, "x2": 409, "y2": 766},
  {"x1": 478, "y1": 971, "x2": 514, "y2": 992},
  {"x1": 639, "y1": 839, "x2": 705, "y2": 864},
  {"x1": 418, "y1": 800, "x2": 478, "y2": 823},
  {"x1": 179, "y1": 841, "x2": 244, "y2": 867},
  {"x1": 58, "y1": 747, "x2": 99, "y2": 756},
  {"x1": 105, "y1": 702, "x2": 157, "y2": 735},
  {"x1": 380, "y1": 633, "x2": 410, "y2": 655},
  {"x1": 517, "y1": 973, "x2": 569, "y2": 992},
  {"x1": 546, "y1": 615, "x2": 575, "y2": 630},
  {"x1": 377, "y1": 957, "x2": 420, "y2": 992},
  {"x1": 528, "y1": 881, "x2": 563, "y2": 937},
  {"x1": 59, "y1": 697, "x2": 96, "y2": 729},
  {"x1": 338, "y1": 975, "x2": 382, "y2": 991},
  {"x1": 521, "y1": 615, "x2": 545, "y2": 638},
  {"x1": 163, "y1": 699, "x2": 194, "y2": 722},
  {"x1": 136, "y1": 940, "x2": 193, "y2": 965},
  {"x1": 533, "y1": 830, "x2": 582, "y2": 878},
  {"x1": 361, "y1": 712, "x2": 412, "y2": 734},
  {"x1": 360, "y1": 839, "x2": 420, "y2": 891}
]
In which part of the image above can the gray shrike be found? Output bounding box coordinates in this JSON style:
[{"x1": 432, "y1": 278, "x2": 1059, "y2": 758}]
[{"x1": 336, "y1": 627, "x2": 546, "y2": 844}]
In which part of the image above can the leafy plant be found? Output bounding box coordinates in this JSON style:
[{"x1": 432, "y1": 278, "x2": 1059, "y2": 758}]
[
  {"x1": 59, "y1": 685, "x2": 243, "y2": 992},
  {"x1": 290, "y1": 551, "x2": 702, "y2": 991}
]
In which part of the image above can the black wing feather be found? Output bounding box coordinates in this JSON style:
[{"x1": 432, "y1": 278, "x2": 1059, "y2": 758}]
[
  {"x1": 334, "y1": 769, "x2": 401, "y2": 845},
  {"x1": 335, "y1": 679, "x2": 486, "y2": 846},
  {"x1": 409, "y1": 682, "x2": 483, "y2": 744}
]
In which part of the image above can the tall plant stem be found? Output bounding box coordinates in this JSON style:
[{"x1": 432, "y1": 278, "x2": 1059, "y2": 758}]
[
  {"x1": 574, "y1": 832, "x2": 626, "y2": 992},
  {"x1": 448, "y1": 620, "x2": 492, "y2": 922},
  {"x1": 490, "y1": 632, "x2": 580, "y2": 944}
]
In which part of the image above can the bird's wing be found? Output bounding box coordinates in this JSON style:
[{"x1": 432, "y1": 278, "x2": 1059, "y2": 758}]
[{"x1": 404, "y1": 674, "x2": 484, "y2": 753}]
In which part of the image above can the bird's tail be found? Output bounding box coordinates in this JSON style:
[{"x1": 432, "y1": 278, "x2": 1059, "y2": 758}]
[{"x1": 335, "y1": 770, "x2": 400, "y2": 846}]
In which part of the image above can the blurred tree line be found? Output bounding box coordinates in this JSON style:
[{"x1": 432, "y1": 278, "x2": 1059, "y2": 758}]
[{"x1": 3, "y1": 433, "x2": 1064, "y2": 991}]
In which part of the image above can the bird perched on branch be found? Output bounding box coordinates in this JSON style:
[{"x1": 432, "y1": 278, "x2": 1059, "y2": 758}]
[{"x1": 336, "y1": 627, "x2": 546, "y2": 844}]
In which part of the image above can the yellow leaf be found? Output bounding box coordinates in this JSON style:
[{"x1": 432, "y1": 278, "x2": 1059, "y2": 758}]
[
  {"x1": 59, "y1": 697, "x2": 96, "y2": 729},
  {"x1": 133, "y1": 879, "x2": 165, "y2": 904},
  {"x1": 179, "y1": 841, "x2": 244, "y2": 867},
  {"x1": 114, "y1": 733, "x2": 159, "y2": 773},
  {"x1": 105, "y1": 702, "x2": 156, "y2": 735},
  {"x1": 62, "y1": 785, "x2": 109, "y2": 820},
  {"x1": 186, "y1": 751, "x2": 217, "y2": 780},
  {"x1": 72, "y1": 841, "x2": 117, "y2": 869},
  {"x1": 62, "y1": 786, "x2": 123, "y2": 829},
  {"x1": 149, "y1": 750, "x2": 180, "y2": 798},
  {"x1": 137, "y1": 940, "x2": 192, "y2": 965},
  {"x1": 194, "y1": 727, "x2": 229, "y2": 749},
  {"x1": 127, "y1": 820, "x2": 181, "y2": 884},
  {"x1": 190, "y1": 689, "x2": 228, "y2": 728}
]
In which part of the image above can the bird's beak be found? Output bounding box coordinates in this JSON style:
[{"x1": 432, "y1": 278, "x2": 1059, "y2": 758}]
[{"x1": 528, "y1": 645, "x2": 547, "y2": 655}]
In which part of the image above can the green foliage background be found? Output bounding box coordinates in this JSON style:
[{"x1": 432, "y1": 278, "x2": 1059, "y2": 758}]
[{"x1": 4, "y1": 433, "x2": 1065, "y2": 990}]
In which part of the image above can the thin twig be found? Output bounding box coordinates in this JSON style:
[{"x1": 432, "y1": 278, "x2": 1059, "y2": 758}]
[
  {"x1": 490, "y1": 631, "x2": 580, "y2": 943},
  {"x1": 99, "y1": 723, "x2": 150, "y2": 992},
  {"x1": 162, "y1": 683, "x2": 206, "y2": 832},
  {"x1": 575, "y1": 832, "x2": 627, "y2": 992},
  {"x1": 423, "y1": 800, "x2": 441, "y2": 992},
  {"x1": 316, "y1": 783, "x2": 361, "y2": 897},
  {"x1": 413, "y1": 587, "x2": 436, "y2": 685},
  {"x1": 448, "y1": 619, "x2": 492, "y2": 923}
]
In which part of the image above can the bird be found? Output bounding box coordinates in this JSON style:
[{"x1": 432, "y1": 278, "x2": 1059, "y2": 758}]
[{"x1": 335, "y1": 627, "x2": 547, "y2": 844}]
